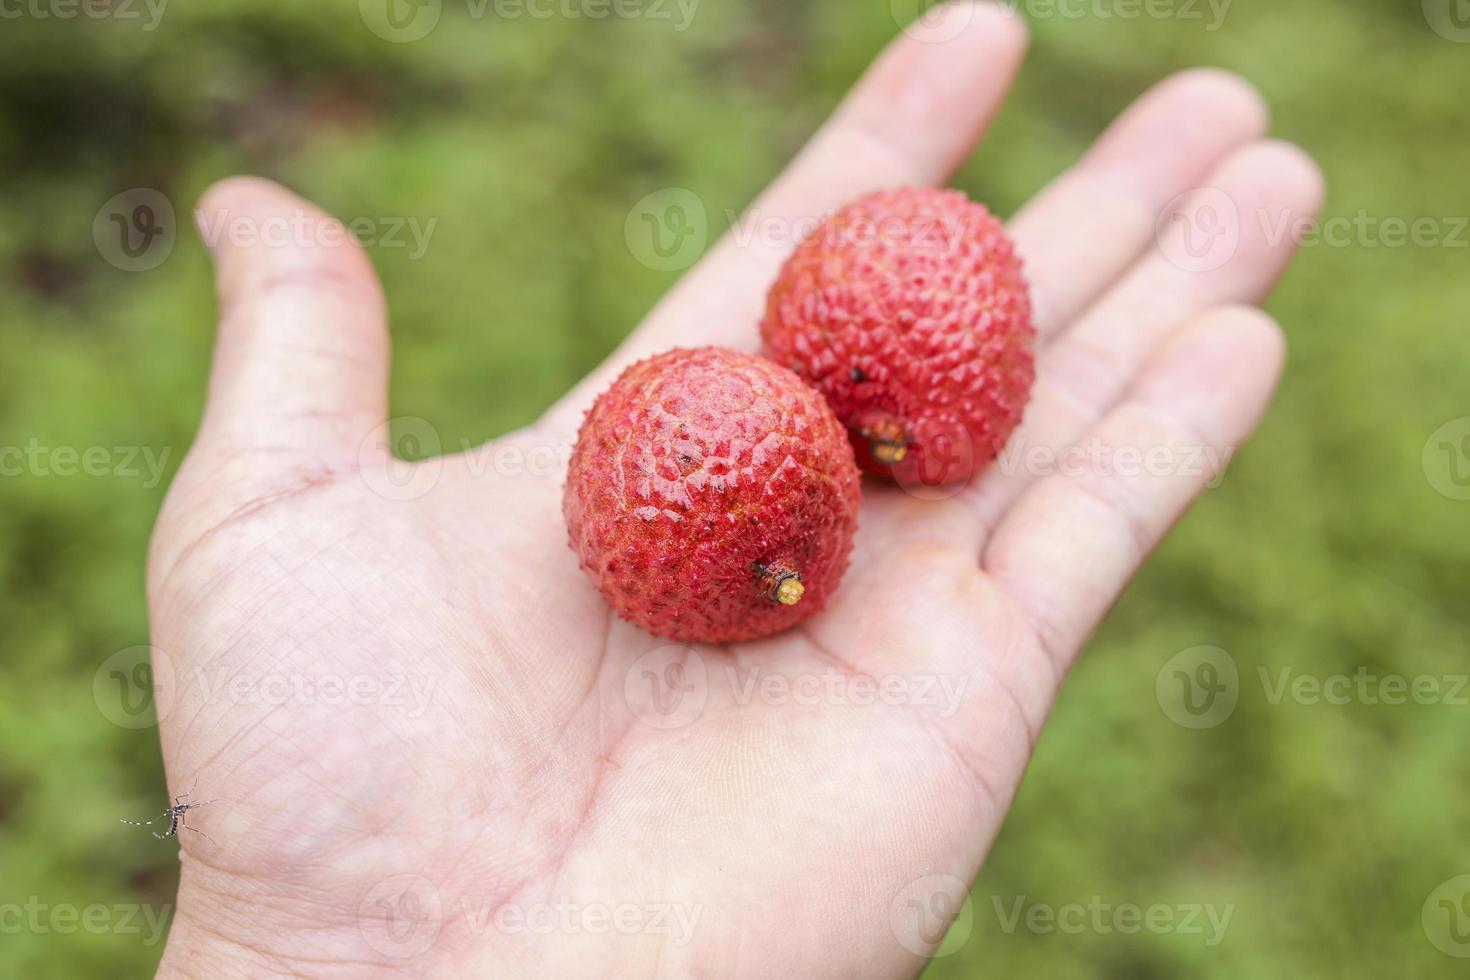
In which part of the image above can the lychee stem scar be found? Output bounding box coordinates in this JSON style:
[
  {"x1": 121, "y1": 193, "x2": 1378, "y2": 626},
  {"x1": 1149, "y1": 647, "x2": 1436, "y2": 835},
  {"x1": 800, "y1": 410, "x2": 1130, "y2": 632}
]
[
  {"x1": 859, "y1": 418, "x2": 909, "y2": 465},
  {"x1": 755, "y1": 562, "x2": 805, "y2": 605},
  {"x1": 869, "y1": 440, "x2": 907, "y2": 465}
]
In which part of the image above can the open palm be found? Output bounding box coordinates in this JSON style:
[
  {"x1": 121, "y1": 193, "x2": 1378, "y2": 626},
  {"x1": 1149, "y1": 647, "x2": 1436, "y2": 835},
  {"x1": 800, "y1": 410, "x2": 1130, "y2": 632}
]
[{"x1": 147, "y1": 4, "x2": 1321, "y2": 976}]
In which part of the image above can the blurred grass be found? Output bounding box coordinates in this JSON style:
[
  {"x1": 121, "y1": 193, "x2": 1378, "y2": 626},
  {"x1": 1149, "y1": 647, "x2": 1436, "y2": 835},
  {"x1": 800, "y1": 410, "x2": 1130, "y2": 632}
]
[{"x1": 1, "y1": 0, "x2": 1467, "y2": 975}]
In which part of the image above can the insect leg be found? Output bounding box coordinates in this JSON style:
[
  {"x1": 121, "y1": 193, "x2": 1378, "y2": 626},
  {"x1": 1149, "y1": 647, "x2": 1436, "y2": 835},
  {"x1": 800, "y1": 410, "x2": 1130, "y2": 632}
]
[{"x1": 182, "y1": 824, "x2": 216, "y2": 844}]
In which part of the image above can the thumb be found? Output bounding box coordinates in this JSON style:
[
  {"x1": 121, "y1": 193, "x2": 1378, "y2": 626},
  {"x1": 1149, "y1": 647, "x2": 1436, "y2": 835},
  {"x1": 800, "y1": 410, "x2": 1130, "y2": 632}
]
[{"x1": 193, "y1": 176, "x2": 390, "y2": 456}]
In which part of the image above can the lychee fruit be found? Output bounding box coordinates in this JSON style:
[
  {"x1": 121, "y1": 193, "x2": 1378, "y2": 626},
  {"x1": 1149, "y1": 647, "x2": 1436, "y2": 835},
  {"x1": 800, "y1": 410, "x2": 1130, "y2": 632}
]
[
  {"x1": 564, "y1": 346, "x2": 861, "y2": 643},
  {"x1": 761, "y1": 187, "x2": 1034, "y2": 487}
]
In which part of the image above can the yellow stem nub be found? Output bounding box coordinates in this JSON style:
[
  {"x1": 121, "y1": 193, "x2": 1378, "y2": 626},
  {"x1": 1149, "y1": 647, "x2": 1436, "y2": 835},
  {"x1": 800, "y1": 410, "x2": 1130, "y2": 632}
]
[
  {"x1": 775, "y1": 577, "x2": 805, "y2": 605},
  {"x1": 755, "y1": 562, "x2": 805, "y2": 606},
  {"x1": 869, "y1": 440, "x2": 907, "y2": 465},
  {"x1": 860, "y1": 418, "x2": 909, "y2": 465}
]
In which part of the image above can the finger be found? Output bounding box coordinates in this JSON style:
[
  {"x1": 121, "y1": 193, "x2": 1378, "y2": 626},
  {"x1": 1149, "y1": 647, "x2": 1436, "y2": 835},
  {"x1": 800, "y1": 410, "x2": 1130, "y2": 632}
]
[
  {"x1": 966, "y1": 140, "x2": 1322, "y2": 529},
  {"x1": 543, "y1": 1, "x2": 1028, "y2": 435},
  {"x1": 194, "y1": 176, "x2": 389, "y2": 456},
  {"x1": 982, "y1": 306, "x2": 1286, "y2": 672},
  {"x1": 1043, "y1": 140, "x2": 1320, "y2": 417},
  {"x1": 1009, "y1": 68, "x2": 1269, "y2": 339}
]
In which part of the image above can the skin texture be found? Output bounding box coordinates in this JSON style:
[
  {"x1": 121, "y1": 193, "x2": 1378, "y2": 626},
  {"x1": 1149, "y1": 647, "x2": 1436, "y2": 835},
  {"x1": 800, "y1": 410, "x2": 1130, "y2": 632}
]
[
  {"x1": 564, "y1": 347, "x2": 861, "y2": 643},
  {"x1": 149, "y1": 4, "x2": 1322, "y2": 977},
  {"x1": 762, "y1": 187, "x2": 1033, "y2": 487}
]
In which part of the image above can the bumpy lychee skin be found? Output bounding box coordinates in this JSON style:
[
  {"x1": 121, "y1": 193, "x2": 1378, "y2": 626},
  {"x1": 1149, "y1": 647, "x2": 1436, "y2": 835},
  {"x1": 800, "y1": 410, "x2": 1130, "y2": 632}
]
[
  {"x1": 761, "y1": 187, "x2": 1034, "y2": 487},
  {"x1": 563, "y1": 347, "x2": 861, "y2": 643}
]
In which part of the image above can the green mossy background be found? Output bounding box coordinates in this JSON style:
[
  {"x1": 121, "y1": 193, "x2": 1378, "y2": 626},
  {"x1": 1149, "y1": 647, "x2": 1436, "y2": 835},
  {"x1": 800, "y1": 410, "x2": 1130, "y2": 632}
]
[{"x1": 1, "y1": 0, "x2": 1467, "y2": 975}]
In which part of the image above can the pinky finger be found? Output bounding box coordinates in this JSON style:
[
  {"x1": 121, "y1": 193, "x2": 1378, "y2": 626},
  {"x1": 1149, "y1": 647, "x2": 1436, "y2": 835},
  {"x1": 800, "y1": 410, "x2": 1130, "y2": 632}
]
[{"x1": 981, "y1": 305, "x2": 1286, "y2": 672}]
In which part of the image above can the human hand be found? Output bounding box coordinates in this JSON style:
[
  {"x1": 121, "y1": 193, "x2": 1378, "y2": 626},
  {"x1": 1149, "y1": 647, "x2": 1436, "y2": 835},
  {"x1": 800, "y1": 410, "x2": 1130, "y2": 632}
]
[{"x1": 148, "y1": 3, "x2": 1321, "y2": 976}]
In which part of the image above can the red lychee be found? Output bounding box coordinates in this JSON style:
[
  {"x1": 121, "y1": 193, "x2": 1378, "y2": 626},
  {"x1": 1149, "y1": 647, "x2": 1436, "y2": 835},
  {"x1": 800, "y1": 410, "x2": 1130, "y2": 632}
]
[
  {"x1": 761, "y1": 187, "x2": 1034, "y2": 487},
  {"x1": 563, "y1": 347, "x2": 861, "y2": 643}
]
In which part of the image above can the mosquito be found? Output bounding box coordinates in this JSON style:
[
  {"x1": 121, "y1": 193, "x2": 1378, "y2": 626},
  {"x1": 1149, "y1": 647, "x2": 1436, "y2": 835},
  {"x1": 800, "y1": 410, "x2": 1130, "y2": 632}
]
[{"x1": 121, "y1": 778, "x2": 217, "y2": 843}]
